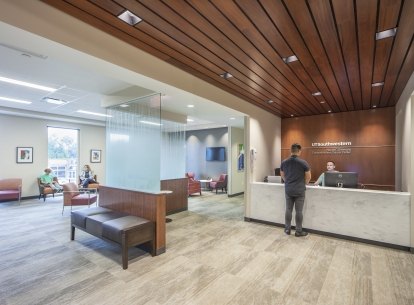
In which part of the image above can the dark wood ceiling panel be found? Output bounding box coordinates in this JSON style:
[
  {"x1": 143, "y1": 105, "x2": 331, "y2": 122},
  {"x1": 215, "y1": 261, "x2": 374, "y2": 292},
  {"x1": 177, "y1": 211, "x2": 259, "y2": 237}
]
[
  {"x1": 356, "y1": 0, "x2": 377, "y2": 110},
  {"x1": 280, "y1": 0, "x2": 346, "y2": 113},
  {"x1": 40, "y1": 0, "x2": 414, "y2": 118},
  {"x1": 389, "y1": 38, "x2": 414, "y2": 106},
  {"x1": 308, "y1": 0, "x2": 354, "y2": 111},
  {"x1": 331, "y1": 0, "x2": 362, "y2": 110},
  {"x1": 379, "y1": 0, "x2": 414, "y2": 107}
]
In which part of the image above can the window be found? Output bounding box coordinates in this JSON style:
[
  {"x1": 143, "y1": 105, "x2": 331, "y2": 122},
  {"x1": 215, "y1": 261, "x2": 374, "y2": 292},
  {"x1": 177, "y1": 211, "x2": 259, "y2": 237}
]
[{"x1": 48, "y1": 127, "x2": 79, "y2": 184}]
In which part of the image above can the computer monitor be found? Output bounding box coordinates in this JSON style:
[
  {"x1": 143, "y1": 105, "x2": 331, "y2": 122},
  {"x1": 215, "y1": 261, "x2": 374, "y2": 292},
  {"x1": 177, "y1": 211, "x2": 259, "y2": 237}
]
[{"x1": 324, "y1": 172, "x2": 358, "y2": 188}]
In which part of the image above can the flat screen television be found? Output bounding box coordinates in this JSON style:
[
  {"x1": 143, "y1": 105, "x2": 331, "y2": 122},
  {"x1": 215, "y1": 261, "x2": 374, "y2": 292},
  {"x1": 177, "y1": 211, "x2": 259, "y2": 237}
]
[
  {"x1": 206, "y1": 147, "x2": 226, "y2": 161},
  {"x1": 324, "y1": 172, "x2": 358, "y2": 188}
]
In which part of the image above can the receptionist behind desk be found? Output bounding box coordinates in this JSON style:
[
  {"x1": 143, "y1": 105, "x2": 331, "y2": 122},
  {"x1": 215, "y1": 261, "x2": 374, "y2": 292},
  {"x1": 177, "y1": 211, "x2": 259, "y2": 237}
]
[{"x1": 314, "y1": 161, "x2": 338, "y2": 186}]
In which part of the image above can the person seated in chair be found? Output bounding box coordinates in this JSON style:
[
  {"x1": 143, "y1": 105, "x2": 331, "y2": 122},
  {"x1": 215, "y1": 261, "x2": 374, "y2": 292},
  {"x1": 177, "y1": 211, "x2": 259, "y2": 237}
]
[
  {"x1": 80, "y1": 164, "x2": 96, "y2": 188},
  {"x1": 40, "y1": 168, "x2": 63, "y2": 192}
]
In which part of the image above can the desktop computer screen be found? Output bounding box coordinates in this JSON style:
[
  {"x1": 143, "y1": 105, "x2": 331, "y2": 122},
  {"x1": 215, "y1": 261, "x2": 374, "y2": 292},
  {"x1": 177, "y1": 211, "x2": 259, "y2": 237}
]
[{"x1": 324, "y1": 172, "x2": 358, "y2": 188}]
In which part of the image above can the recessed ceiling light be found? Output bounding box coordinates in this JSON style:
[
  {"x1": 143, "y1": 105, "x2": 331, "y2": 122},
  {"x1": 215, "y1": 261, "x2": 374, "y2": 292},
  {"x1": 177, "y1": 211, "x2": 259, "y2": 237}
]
[
  {"x1": 290, "y1": 114, "x2": 294, "y2": 117},
  {"x1": 77, "y1": 110, "x2": 112, "y2": 118},
  {"x1": 267, "y1": 100, "x2": 274, "y2": 104},
  {"x1": 312, "y1": 92, "x2": 322, "y2": 96},
  {"x1": 372, "y1": 105, "x2": 377, "y2": 108},
  {"x1": 376, "y1": 28, "x2": 397, "y2": 40},
  {"x1": 139, "y1": 120, "x2": 162, "y2": 126},
  {"x1": 43, "y1": 97, "x2": 66, "y2": 105},
  {"x1": 187, "y1": 104, "x2": 194, "y2": 108},
  {"x1": 372, "y1": 82, "x2": 384, "y2": 87},
  {"x1": 119, "y1": 104, "x2": 129, "y2": 108},
  {"x1": 220, "y1": 72, "x2": 233, "y2": 79},
  {"x1": 282, "y1": 55, "x2": 298, "y2": 64},
  {"x1": 229, "y1": 117, "x2": 235, "y2": 120},
  {"x1": 328, "y1": 110, "x2": 332, "y2": 113},
  {"x1": 187, "y1": 118, "x2": 194, "y2": 122},
  {"x1": 0, "y1": 96, "x2": 31, "y2": 104},
  {"x1": 320, "y1": 101, "x2": 326, "y2": 104},
  {"x1": 118, "y1": 10, "x2": 142, "y2": 25},
  {"x1": 0, "y1": 76, "x2": 57, "y2": 92}
]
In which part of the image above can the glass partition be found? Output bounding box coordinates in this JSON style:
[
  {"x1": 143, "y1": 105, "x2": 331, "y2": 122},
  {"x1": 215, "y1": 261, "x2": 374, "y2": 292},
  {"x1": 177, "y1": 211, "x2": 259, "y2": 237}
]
[
  {"x1": 106, "y1": 93, "x2": 186, "y2": 192},
  {"x1": 106, "y1": 94, "x2": 161, "y2": 193}
]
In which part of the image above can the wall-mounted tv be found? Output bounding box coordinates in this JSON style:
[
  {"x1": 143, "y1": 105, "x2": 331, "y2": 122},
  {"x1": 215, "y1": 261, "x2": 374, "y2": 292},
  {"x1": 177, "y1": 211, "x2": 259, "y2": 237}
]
[{"x1": 206, "y1": 147, "x2": 226, "y2": 161}]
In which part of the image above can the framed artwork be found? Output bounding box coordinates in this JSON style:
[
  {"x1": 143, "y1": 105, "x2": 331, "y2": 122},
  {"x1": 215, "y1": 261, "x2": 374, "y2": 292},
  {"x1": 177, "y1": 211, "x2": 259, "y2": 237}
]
[
  {"x1": 237, "y1": 144, "x2": 244, "y2": 171},
  {"x1": 90, "y1": 149, "x2": 102, "y2": 163},
  {"x1": 16, "y1": 147, "x2": 33, "y2": 163}
]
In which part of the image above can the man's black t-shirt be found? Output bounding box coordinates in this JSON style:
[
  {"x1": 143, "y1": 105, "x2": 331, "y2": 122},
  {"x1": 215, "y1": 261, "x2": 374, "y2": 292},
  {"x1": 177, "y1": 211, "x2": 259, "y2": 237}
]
[{"x1": 280, "y1": 155, "x2": 310, "y2": 196}]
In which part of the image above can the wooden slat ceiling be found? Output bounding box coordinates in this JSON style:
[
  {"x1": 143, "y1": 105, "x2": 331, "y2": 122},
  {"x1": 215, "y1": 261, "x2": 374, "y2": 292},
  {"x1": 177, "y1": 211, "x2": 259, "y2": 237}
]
[{"x1": 41, "y1": 0, "x2": 414, "y2": 118}]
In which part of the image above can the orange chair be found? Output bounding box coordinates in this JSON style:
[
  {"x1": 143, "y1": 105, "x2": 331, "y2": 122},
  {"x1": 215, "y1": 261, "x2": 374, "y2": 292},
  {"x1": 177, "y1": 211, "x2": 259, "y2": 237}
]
[
  {"x1": 185, "y1": 172, "x2": 202, "y2": 196},
  {"x1": 210, "y1": 174, "x2": 228, "y2": 194},
  {"x1": 62, "y1": 182, "x2": 98, "y2": 214},
  {"x1": 37, "y1": 177, "x2": 60, "y2": 201},
  {"x1": 79, "y1": 174, "x2": 99, "y2": 190}
]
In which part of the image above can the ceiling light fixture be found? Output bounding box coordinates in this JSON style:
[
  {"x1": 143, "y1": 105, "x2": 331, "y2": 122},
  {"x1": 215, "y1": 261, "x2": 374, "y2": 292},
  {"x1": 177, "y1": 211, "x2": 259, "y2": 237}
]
[
  {"x1": 139, "y1": 120, "x2": 162, "y2": 126},
  {"x1": 267, "y1": 100, "x2": 274, "y2": 104},
  {"x1": 118, "y1": 10, "x2": 142, "y2": 25},
  {"x1": 376, "y1": 28, "x2": 397, "y2": 40},
  {"x1": 220, "y1": 72, "x2": 233, "y2": 79},
  {"x1": 312, "y1": 92, "x2": 322, "y2": 96},
  {"x1": 320, "y1": 101, "x2": 326, "y2": 104},
  {"x1": 187, "y1": 104, "x2": 194, "y2": 108},
  {"x1": 0, "y1": 96, "x2": 32, "y2": 104},
  {"x1": 229, "y1": 117, "x2": 235, "y2": 120},
  {"x1": 290, "y1": 114, "x2": 294, "y2": 117},
  {"x1": 119, "y1": 104, "x2": 129, "y2": 108},
  {"x1": 187, "y1": 118, "x2": 194, "y2": 122},
  {"x1": 43, "y1": 97, "x2": 66, "y2": 105},
  {"x1": 372, "y1": 105, "x2": 377, "y2": 108},
  {"x1": 77, "y1": 110, "x2": 112, "y2": 118},
  {"x1": 0, "y1": 76, "x2": 57, "y2": 92},
  {"x1": 372, "y1": 82, "x2": 384, "y2": 87},
  {"x1": 328, "y1": 110, "x2": 332, "y2": 113},
  {"x1": 0, "y1": 42, "x2": 48, "y2": 59},
  {"x1": 282, "y1": 55, "x2": 298, "y2": 64}
]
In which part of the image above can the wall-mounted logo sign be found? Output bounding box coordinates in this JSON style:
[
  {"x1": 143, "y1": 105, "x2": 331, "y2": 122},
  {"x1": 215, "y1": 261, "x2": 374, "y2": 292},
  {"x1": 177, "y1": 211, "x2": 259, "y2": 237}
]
[{"x1": 311, "y1": 141, "x2": 352, "y2": 155}]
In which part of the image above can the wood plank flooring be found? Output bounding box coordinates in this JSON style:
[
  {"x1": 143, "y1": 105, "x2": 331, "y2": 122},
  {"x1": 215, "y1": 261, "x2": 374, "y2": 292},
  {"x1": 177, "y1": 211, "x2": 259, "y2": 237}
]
[{"x1": 0, "y1": 192, "x2": 413, "y2": 305}]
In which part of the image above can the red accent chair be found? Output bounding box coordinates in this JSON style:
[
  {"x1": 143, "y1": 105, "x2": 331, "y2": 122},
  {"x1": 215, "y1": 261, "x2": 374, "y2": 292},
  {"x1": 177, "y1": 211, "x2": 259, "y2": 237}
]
[
  {"x1": 186, "y1": 172, "x2": 202, "y2": 196},
  {"x1": 210, "y1": 174, "x2": 228, "y2": 194},
  {"x1": 62, "y1": 182, "x2": 98, "y2": 214}
]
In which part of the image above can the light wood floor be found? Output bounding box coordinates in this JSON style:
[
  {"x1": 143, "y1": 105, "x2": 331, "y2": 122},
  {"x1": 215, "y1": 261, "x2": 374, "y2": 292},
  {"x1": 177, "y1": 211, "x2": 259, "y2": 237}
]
[{"x1": 1, "y1": 192, "x2": 414, "y2": 305}]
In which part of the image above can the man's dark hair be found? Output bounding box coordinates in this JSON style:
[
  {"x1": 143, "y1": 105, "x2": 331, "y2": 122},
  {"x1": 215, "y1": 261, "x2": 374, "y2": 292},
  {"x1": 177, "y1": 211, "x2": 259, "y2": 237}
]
[
  {"x1": 291, "y1": 143, "x2": 301, "y2": 153},
  {"x1": 327, "y1": 161, "x2": 335, "y2": 165}
]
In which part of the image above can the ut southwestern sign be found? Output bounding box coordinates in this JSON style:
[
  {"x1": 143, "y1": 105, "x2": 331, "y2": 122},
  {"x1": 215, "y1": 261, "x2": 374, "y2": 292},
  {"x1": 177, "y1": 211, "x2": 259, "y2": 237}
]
[{"x1": 311, "y1": 141, "x2": 352, "y2": 155}]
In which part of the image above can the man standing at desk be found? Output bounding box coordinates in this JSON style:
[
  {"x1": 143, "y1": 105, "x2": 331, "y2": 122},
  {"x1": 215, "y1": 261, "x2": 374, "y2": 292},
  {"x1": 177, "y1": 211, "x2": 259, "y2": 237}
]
[{"x1": 280, "y1": 143, "x2": 311, "y2": 237}]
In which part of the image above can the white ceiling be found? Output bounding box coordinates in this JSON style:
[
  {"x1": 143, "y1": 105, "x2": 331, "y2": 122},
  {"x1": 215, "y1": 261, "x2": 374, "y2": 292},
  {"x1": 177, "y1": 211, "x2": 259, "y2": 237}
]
[{"x1": 0, "y1": 21, "x2": 245, "y2": 130}]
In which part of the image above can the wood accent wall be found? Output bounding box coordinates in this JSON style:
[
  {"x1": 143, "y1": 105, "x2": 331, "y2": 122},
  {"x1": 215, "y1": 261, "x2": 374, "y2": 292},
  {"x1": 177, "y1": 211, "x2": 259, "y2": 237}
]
[
  {"x1": 99, "y1": 186, "x2": 166, "y2": 255},
  {"x1": 281, "y1": 108, "x2": 395, "y2": 190},
  {"x1": 161, "y1": 178, "x2": 188, "y2": 215}
]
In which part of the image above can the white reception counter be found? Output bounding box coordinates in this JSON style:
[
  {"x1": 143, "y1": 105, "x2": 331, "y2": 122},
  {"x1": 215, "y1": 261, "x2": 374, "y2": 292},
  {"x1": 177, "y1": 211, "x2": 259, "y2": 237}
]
[{"x1": 249, "y1": 182, "x2": 411, "y2": 248}]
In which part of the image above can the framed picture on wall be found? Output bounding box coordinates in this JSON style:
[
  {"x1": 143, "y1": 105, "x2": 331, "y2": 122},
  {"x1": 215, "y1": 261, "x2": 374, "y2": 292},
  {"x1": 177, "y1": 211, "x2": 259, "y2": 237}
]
[
  {"x1": 237, "y1": 144, "x2": 244, "y2": 171},
  {"x1": 90, "y1": 149, "x2": 101, "y2": 163},
  {"x1": 16, "y1": 147, "x2": 33, "y2": 163}
]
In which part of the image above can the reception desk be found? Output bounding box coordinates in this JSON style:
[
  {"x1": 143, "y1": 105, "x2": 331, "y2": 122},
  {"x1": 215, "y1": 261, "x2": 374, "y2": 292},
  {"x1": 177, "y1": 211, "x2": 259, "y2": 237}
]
[{"x1": 249, "y1": 182, "x2": 411, "y2": 248}]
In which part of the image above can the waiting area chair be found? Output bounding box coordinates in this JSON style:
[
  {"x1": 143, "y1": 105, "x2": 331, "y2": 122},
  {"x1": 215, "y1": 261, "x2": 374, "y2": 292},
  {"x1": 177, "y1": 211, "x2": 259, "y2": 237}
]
[
  {"x1": 210, "y1": 174, "x2": 228, "y2": 194},
  {"x1": 186, "y1": 172, "x2": 202, "y2": 196},
  {"x1": 78, "y1": 174, "x2": 99, "y2": 191},
  {"x1": 62, "y1": 182, "x2": 98, "y2": 215},
  {"x1": 37, "y1": 177, "x2": 60, "y2": 201}
]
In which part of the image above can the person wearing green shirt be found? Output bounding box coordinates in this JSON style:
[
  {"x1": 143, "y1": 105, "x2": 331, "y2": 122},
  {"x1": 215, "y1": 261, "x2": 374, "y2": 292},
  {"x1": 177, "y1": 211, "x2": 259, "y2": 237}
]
[{"x1": 40, "y1": 168, "x2": 63, "y2": 192}]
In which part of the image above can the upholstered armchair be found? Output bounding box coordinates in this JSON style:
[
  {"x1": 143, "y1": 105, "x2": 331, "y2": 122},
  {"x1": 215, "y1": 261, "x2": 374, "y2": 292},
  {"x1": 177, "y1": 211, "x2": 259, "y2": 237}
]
[
  {"x1": 186, "y1": 172, "x2": 202, "y2": 196},
  {"x1": 210, "y1": 174, "x2": 228, "y2": 194},
  {"x1": 37, "y1": 177, "x2": 59, "y2": 201},
  {"x1": 78, "y1": 174, "x2": 99, "y2": 190},
  {"x1": 62, "y1": 182, "x2": 98, "y2": 214}
]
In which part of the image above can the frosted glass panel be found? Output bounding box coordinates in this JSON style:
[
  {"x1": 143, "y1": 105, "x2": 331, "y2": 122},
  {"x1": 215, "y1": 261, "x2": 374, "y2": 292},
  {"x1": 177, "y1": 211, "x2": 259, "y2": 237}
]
[
  {"x1": 106, "y1": 94, "x2": 161, "y2": 192},
  {"x1": 160, "y1": 123, "x2": 186, "y2": 180}
]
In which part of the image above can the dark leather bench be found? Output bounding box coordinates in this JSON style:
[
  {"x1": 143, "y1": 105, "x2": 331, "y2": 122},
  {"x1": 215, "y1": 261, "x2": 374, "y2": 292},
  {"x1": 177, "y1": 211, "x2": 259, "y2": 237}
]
[{"x1": 71, "y1": 207, "x2": 155, "y2": 269}]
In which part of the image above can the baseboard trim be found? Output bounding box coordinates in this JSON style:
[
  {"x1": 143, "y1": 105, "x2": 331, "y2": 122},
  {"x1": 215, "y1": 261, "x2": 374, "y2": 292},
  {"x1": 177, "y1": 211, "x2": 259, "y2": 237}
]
[
  {"x1": 246, "y1": 217, "x2": 411, "y2": 252},
  {"x1": 166, "y1": 207, "x2": 188, "y2": 215},
  {"x1": 228, "y1": 192, "x2": 244, "y2": 197}
]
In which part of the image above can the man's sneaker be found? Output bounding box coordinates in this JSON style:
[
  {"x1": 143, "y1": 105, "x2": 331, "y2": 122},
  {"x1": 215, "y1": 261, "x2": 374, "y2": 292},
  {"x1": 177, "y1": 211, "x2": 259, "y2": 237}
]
[
  {"x1": 284, "y1": 228, "x2": 291, "y2": 235},
  {"x1": 295, "y1": 231, "x2": 308, "y2": 237}
]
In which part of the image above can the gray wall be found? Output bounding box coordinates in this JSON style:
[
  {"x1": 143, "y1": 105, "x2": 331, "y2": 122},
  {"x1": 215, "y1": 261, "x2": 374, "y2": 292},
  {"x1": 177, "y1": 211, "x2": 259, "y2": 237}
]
[{"x1": 186, "y1": 127, "x2": 228, "y2": 180}]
